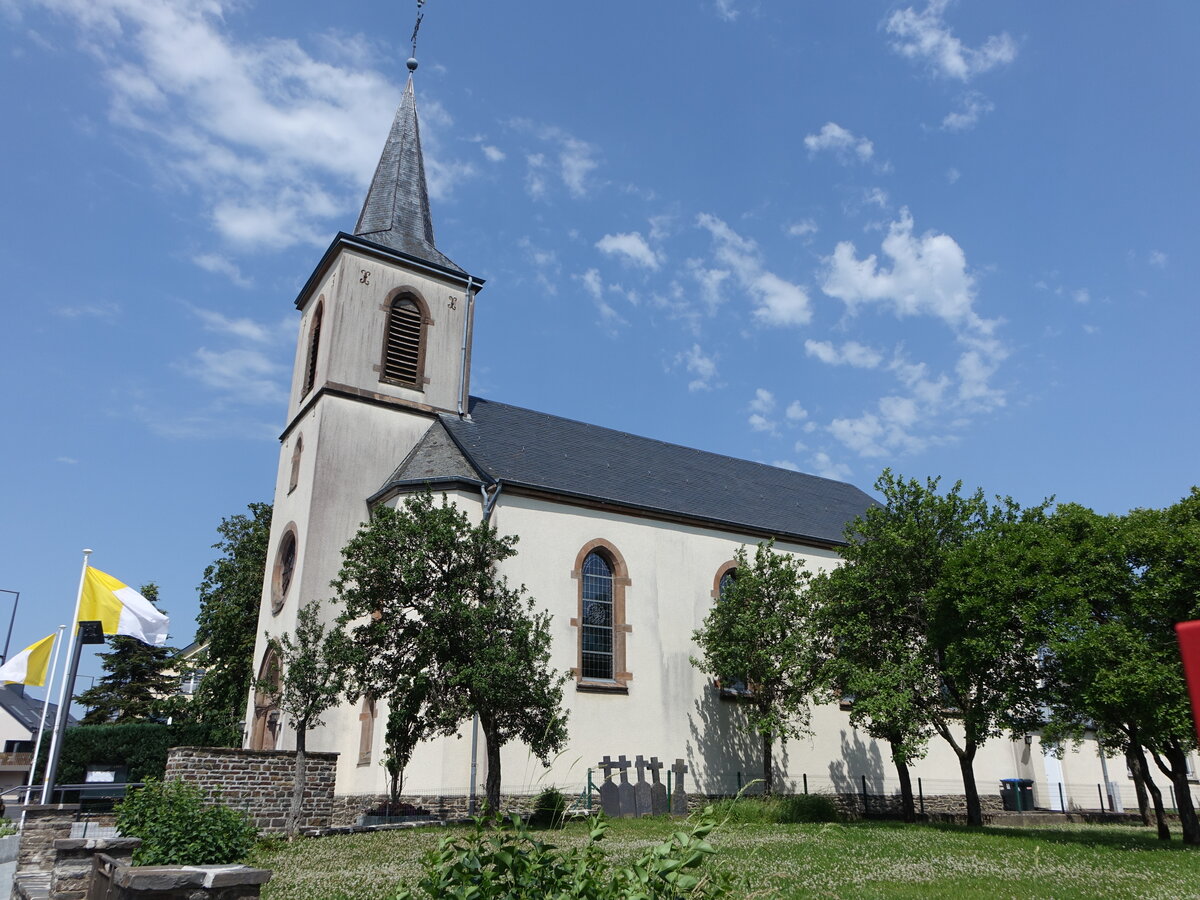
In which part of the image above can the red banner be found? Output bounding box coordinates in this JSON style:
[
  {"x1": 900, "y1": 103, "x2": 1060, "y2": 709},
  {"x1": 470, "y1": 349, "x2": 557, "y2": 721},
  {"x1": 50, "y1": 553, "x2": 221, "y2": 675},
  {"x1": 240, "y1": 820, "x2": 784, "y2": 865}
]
[{"x1": 1177, "y1": 620, "x2": 1200, "y2": 746}]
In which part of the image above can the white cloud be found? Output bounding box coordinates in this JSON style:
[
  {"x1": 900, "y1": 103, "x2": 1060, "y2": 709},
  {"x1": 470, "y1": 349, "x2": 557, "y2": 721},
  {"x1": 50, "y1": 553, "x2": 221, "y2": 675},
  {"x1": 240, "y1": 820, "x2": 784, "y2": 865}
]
[
  {"x1": 946, "y1": 167, "x2": 961, "y2": 184},
  {"x1": 822, "y1": 208, "x2": 994, "y2": 335},
  {"x1": 749, "y1": 388, "x2": 775, "y2": 415},
  {"x1": 713, "y1": 0, "x2": 740, "y2": 22},
  {"x1": 193, "y1": 253, "x2": 252, "y2": 288},
  {"x1": 804, "y1": 122, "x2": 874, "y2": 164},
  {"x1": 804, "y1": 340, "x2": 883, "y2": 369},
  {"x1": 580, "y1": 268, "x2": 604, "y2": 300},
  {"x1": 518, "y1": 237, "x2": 561, "y2": 294},
  {"x1": 56, "y1": 456, "x2": 79, "y2": 465},
  {"x1": 25, "y1": 0, "x2": 478, "y2": 251},
  {"x1": 748, "y1": 414, "x2": 775, "y2": 433},
  {"x1": 697, "y1": 213, "x2": 812, "y2": 326},
  {"x1": 678, "y1": 344, "x2": 718, "y2": 392},
  {"x1": 53, "y1": 301, "x2": 121, "y2": 319},
  {"x1": 773, "y1": 459, "x2": 801, "y2": 472},
  {"x1": 942, "y1": 92, "x2": 994, "y2": 131},
  {"x1": 1149, "y1": 250, "x2": 1168, "y2": 268},
  {"x1": 190, "y1": 307, "x2": 278, "y2": 343},
  {"x1": 1072, "y1": 289, "x2": 1090, "y2": 304},
  {"x1": 811, "y1": 451, "x2": 853, "y2": 481},
  {"x1": 183, "y1": 348, "x2": 288, "y2": 406},
  {"x1": 686, "y1": 260, "x2": 731, "y2": 315},
  {"x1": 787, "y1": 219, "x2": 819, "y2": 239},
  {"x1": 511, "y1": 120, "x2": 600, "y2": 198},
  {"x1": 481, "y1": 144, "x2": 505, "y2": 162},
  {"x1": 886, "y1": 1, "x2": 1017, "y2": 81},
  {"x1": 786, "y1": 401, "x2": 808, "y2": 421},
  {"x1": 595, "y1": 232, "x2": 661, "y2": 270}
]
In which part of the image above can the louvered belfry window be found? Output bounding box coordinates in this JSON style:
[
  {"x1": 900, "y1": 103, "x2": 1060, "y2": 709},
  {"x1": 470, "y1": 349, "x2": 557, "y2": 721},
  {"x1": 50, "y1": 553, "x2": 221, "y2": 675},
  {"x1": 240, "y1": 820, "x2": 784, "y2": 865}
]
[
  {"x1": 383, "y1": 294, "x2": 425, "y2": 387},
  {"x1": 302, "y1": 303, "x2": 323, "y2": 396}
]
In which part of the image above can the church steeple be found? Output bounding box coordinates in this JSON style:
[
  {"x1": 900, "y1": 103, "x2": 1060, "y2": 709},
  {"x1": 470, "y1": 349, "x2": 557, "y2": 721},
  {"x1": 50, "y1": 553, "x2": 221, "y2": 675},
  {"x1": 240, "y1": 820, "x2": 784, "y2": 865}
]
[{"x1": 354, "y1": 66, "x2": 464, "y2": 275}]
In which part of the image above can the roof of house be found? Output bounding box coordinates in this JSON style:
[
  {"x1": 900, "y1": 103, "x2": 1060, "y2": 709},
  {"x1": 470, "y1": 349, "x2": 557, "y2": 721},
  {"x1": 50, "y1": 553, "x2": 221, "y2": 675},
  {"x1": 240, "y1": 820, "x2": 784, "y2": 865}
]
[
  {"x1": 0, "y1": 684, "x2": 75, "y2": 734},
  {"x1": 380, "y1": 396, "x2": 875, "y2": 547}
]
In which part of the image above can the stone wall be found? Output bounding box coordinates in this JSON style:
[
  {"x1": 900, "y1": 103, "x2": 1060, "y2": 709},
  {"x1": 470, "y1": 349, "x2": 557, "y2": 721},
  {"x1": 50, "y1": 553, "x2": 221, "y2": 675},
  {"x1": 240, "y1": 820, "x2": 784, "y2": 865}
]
[
  {"x1": 329, "y1": 792, "x2": 541, "y2": 827},
  {"x1": 14, "y1": 805, "x2": 78, "y2": 880},
  {"x1": 163, "y1": 747, "x2": 338, "y2": 833},
  {"x1": 91, "y1": 854, "x2": 270, "y2": 900},
  {"x1": 50, "y1": 838, "x2": 138, "y2": 900}
]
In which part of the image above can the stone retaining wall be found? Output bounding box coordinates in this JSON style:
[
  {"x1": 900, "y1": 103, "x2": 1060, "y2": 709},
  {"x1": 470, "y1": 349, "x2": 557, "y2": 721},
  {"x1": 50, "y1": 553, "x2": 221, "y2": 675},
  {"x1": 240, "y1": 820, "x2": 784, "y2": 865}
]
[
  {"x1": 50, "y1": 838, "x2": 139, "y2": 900},
  {"x1": 163, "y1": 747, "x2": 338, "y2": 833}
]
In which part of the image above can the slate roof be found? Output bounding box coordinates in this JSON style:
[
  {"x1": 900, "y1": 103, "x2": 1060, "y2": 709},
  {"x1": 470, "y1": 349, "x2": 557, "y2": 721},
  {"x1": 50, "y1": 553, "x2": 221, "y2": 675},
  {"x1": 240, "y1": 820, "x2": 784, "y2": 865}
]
[
  {"x1": 0, "y1": 684, "x2": 75, "y2": 734},
  {"x1": 353, "y1": 75, "x2": 466, "y2": 275},
  {"x1": 383, "y1": 397, "x2": 875, "y2": 547}
]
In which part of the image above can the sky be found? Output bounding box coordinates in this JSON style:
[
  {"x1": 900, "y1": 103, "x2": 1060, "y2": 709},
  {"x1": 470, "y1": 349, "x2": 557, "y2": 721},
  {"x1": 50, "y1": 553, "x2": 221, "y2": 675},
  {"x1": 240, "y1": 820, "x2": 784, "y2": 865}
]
[{"x1": 1, "y1": 1, "x2": 1198, "y2": 697}]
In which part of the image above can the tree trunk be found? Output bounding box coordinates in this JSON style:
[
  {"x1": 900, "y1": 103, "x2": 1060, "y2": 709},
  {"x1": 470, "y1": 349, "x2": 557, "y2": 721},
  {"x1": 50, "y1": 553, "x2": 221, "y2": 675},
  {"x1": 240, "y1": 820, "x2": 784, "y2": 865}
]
[
  {"x1": 287, "y1": 724, "x2": 307, "y2": 839},
  {"x1": 957, "y1": 745, "x2": 982, "y2": 827},
  {"x1": 762, "y1": 730, "x2": 774, "y2": 797},
  {"x1": 1125, "y1": 746, "x2": 1150, "y2": 826},
  {"x1": 1162, "y1": 744, "x2": 1200, "y2": 845},
  {"x1": 892, "y1": 749, "x2": 916, "y2": 823},
  {"x1": 482, "y1": 716, "x2": 502, "y2": 817},
  {"x1": 1133, "y1": 743, "x2": 1171, "y2": 840}
]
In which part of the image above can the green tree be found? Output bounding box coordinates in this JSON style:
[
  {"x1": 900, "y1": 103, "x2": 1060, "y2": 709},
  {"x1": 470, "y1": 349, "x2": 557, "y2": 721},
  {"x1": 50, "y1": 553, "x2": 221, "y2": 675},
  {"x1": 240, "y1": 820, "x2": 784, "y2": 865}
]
[
  {"x1": 813, "y1": 470, "x2": 1049, "y2": 826},
  {"x1": 193, "y1": 503, "x2": 272, "y2": 732},
  {"x1": 382, "y1": 673, "x2": 431, "y2": 806},
  {"x1": 260, "y1": 600, "x2": 345, "y2": 836},
  {"x1": 690, "y1": 541, "x2": 820, "y2": 795},
  {"x1": 76, "y1": 584, "x2": 178, "y2": 724},
  {"x1": 333, "y1": 492, "x2": 569, "y2": 814}
]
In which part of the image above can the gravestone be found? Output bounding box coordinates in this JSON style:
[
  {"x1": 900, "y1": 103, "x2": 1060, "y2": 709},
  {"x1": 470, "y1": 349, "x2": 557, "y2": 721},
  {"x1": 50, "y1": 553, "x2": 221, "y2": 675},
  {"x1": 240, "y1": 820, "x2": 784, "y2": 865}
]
[
  {"x1": 670, "y1": 758, "x2": 689, "y2": 816},
  {"x1": 634, "y1": 756, "x2": 653, "y2": 817},
  {"x1": 648, "y1": 756, "x2": 669, "y2": 815},
  {"x1": 616, "y1": 755, "x2": 636, "y2": 818},
  {"x1": 597, "y1": 756, "x2": 621, "y2": 818}
]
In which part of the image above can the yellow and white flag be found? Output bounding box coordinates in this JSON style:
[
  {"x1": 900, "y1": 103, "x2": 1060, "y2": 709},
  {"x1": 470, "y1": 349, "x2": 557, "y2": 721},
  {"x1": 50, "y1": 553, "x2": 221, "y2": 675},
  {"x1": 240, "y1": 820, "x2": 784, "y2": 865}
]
[
  {"x1": 0, "y1": 633, "x2": 57, "y2": 686},
  {"x1": 80, "y1": 567, "x2": 170, "y2": 646}
]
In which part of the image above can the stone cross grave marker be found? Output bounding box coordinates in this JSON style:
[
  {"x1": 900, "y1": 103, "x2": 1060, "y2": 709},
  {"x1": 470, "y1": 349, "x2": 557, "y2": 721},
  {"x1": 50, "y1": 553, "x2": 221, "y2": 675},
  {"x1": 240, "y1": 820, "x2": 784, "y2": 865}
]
[
  {"x1": 670, "y1": 758, "x2": 689, "y2": 816},
  {"x1": 597, "y1": 756, "x2": 621, "y2": 818},
  {"x1": 648, "y1": 756, "x2": 668, "y2": 815},
  {"x1": 634, "y1": 756, "x2": 653, "y2": 817},
  {"x1": 616, "y1": 755, "x2": 636, "y2": 818}
]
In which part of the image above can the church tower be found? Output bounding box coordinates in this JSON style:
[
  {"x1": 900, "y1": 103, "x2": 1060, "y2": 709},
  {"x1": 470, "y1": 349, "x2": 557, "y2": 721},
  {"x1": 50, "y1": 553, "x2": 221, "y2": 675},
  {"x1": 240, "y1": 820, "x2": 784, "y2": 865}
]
[{"x1": 246, "y1": 60, "x2": 483, "y2": 753}]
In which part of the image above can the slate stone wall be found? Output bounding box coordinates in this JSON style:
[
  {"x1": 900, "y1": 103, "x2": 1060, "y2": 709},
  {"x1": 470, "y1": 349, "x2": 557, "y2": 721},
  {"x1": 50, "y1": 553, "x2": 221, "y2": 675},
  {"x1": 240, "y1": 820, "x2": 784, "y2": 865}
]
[
  {"x1": 50, "y1": 838, "x2": 138, "y2": 900},
  {"x1": 14, "y1": 805, "x2": 77, "y2": 879},
  {"x1": 163, "y1": 746, "x2": 338, "y2": 833}
]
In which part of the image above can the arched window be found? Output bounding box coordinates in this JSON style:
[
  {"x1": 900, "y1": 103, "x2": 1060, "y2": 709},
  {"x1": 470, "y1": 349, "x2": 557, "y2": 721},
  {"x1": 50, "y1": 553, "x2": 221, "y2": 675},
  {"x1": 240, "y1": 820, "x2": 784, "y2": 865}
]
[
  {"x1": 358, "y1": 696, "x2": 377, "y2": 766},
  {"x1": 288, "y1": 436, "x2": 303, "y2": 494},
  {"x1": 250, "y1": 648, "x2": 282, "y2": 751},
  {"x1": 712, "y1": 561, "x2": 749, "y2": 697},
  {"x1": 381, "y1": 293, "x2": 427, "y2": 388},
  {"x1": 571, "y1": 540, "x2": 631, "y2": 692},
  {"x1": 271, "y1": 527, "x2": 298, "y2": 615},
  {"x1": 581, "y1": 553, "x2": 614, "y2": 680},
  {"x1": 302, "y1": 302, "x2": 323, "y2": 397}
]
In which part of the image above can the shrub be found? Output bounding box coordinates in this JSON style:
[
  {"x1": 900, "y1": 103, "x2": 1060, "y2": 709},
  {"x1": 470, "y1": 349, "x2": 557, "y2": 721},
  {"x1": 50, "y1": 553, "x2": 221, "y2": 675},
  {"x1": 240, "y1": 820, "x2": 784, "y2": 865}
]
[
  {"x1": 394, "y1": 810, "x2": 732, "y2": 899},
  {"x1": 711, "y1": 793, "x2": 840, "y2": 824},
  {"x1": 115, "y1": 777, "x2": 257, "y2": 866},
  {"x1": 364, "y1": 800, "x2": 431, "y2": 817},
  {"x1": 34, "y1": 721, "x2": 239, "y2": 785},
  {"x1": 527, "y1": 786, "x2": 567, "y2": 828}
]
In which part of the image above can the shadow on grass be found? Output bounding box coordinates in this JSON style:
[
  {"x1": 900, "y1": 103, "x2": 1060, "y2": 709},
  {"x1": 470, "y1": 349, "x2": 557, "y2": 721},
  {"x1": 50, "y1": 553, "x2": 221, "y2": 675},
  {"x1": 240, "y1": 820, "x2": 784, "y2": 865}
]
[{"x1": 848, "y1": 818, "x2": 1198, "y2": 853}]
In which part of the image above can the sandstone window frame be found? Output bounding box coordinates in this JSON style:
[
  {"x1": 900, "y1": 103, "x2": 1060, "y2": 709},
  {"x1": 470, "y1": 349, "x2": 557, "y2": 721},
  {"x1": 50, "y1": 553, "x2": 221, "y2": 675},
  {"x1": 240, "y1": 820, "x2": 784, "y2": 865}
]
[
  {"x1": 357, "y1": 696, "x2": 377, "y2": 766},
  {"x1": 288, "y1": 435, "x2": 303, "y2": 495},
  {"x1": 250, "y1": 647, "x2": 282, "y2": 751},
  {"x1": 570, "y1": 539, "x2": 631, "y2": 694},
  {"x1": 379, "y1": 289, "x2": 431, "y2": 390},
  {"x1": 271, "y1": 525, "x2": 299, "y2": 615},
  {"x1": 711, "y1": 560, "x2": 753, "y2": 700},
  {"x1": 301, "y1": 299, "x2": 324, "y2": 397}
]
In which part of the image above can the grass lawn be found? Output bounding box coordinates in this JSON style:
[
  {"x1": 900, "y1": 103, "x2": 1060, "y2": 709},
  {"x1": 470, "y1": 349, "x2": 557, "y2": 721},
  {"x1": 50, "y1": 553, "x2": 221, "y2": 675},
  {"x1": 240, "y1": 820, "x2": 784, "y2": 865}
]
[{"x1": 250, "y1": 816, "x2": 1200, "y2": 899}]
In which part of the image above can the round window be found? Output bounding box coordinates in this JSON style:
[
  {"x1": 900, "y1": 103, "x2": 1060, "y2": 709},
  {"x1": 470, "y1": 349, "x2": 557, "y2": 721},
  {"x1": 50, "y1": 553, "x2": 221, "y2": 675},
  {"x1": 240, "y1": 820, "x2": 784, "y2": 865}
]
[{"x1": 271, "y1": 529, "x2": 297, "y2": 614}]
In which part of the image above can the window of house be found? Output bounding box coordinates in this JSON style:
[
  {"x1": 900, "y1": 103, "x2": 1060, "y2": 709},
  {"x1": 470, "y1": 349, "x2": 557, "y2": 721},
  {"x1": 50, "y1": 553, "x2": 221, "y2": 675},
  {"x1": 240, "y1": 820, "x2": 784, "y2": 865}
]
[
  {"x1": 302, "y1": 302, "x2": 323, "y2": 397},
  {"x1": 288, "y1": 437, "x2": 303, "y2": 494},
  {"x1": 358, "y1": 696, "x2": 377, "y2": 766},
  {"x1": 572, "y1": 541, "x2": 631, "y2": 692},
  {"x1": 271, "y1": 528, "x2": 298, "y2": 614},
  {"x1": 381, "y1": 293, "x2": 427, "y2": 388},
  {"x1": 178, "y1": 669, "x2": 206, "y2": 696}
]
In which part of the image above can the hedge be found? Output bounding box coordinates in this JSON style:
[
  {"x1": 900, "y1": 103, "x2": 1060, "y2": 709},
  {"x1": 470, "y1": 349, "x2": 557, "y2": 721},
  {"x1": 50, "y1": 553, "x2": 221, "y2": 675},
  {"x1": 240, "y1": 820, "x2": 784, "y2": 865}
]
[{"x1": 34, "y1": 721, "x2": 240, "y2": 785}]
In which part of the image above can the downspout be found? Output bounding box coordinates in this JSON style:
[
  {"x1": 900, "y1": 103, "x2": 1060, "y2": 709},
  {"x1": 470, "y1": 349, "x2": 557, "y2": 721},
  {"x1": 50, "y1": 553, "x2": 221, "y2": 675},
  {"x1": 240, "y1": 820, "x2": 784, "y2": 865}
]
[
  {"x1": 469, "y1": 479, "x2": 503, "y2": 814},
  {"x1": 457, "y1": 275, "x2": 476, "y2": 417}
]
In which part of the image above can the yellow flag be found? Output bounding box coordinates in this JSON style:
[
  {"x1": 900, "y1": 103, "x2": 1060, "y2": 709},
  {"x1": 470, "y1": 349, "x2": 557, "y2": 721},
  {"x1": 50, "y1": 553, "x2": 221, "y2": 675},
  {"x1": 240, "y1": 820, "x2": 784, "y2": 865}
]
[
  {"x1": 80, "y1": 567, "x2": 170, "y2": 646},
  {"x1": 0, "y1": 634, "x2": 56, "y2": 686}
]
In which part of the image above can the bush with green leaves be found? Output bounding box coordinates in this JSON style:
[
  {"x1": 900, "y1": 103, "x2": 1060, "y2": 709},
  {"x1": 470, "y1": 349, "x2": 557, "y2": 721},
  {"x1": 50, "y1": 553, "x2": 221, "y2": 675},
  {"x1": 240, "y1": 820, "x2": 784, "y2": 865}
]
[
  {"x1": 527, "y1": 786, "x2": 568, "y2": 829},
  {"x1": 115, "y1": 777, "x2": 258, "y2": 866},
  {"x1": 710, "y1": 793, "x2": 839, "y2": 824},
  {"x1": 393, "y1": 810, "x2": 732, "y2": 899},
  {"x1": 34, "y1": 721, "x2": 239, "y2": 785}
]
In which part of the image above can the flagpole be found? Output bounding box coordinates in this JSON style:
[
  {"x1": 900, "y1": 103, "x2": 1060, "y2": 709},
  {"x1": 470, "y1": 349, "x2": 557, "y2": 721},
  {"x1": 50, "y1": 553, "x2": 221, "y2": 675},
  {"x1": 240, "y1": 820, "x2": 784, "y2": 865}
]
[
  {"x1": 24, "y1": 624, "x2": 66, "y2": 805},
  {"x1": 40, "y1": 550, "x2": 91, "y2": 805}
]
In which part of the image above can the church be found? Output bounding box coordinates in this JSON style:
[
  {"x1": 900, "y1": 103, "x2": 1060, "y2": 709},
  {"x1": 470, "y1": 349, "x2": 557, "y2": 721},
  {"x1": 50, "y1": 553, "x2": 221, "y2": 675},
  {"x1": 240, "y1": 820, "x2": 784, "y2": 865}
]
[{"x1": 244, "y1": 62, "x2": 1151, "y2": 817}]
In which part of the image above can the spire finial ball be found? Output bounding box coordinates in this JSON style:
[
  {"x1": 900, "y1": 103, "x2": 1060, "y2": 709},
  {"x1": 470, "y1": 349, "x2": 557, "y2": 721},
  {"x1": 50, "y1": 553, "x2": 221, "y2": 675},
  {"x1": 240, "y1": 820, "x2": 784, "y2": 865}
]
[{"x1": 407, "y1": 57, "x2": 419, "y2": 72}]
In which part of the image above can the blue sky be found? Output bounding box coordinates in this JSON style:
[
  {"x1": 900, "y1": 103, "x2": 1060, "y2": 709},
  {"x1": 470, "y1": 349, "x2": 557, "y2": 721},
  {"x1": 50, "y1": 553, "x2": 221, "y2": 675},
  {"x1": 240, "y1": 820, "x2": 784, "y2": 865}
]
[{"x1": 1, "y1": 1, "x2": 1197, "y2": 693}]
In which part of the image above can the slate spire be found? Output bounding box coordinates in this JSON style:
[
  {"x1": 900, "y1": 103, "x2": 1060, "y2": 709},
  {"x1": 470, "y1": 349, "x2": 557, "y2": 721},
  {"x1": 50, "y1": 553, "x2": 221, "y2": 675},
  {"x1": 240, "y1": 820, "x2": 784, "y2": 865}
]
[{"x1": 354, "y1": 71, "x2": 464, "y2": 274}]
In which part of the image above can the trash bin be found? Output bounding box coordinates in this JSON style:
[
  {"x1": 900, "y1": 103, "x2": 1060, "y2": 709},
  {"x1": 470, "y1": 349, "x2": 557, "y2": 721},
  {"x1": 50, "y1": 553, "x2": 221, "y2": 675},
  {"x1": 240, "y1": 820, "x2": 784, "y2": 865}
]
[{"x1": 1000, "y1": 778, "x2": 1035, "y2": 811}]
